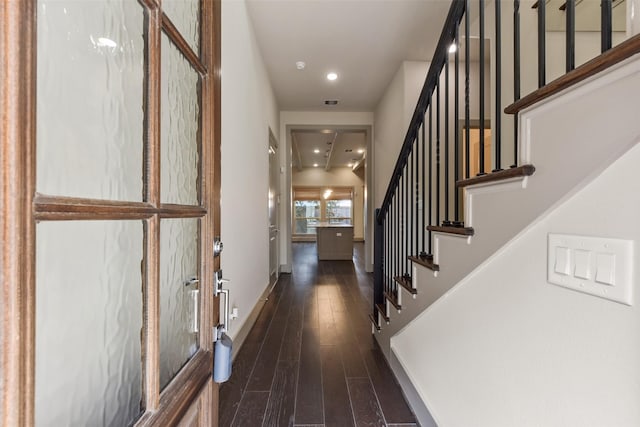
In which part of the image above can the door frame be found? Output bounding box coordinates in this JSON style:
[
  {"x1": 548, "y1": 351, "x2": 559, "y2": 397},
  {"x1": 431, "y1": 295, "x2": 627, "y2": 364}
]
[
  {"x1": 268, "y1": 128, "x2": 280, "y2": 288},
  {"x1": 0, "y1": 0, "x2": 222, "y2": 425},
  {"x1": 282, "y1": 123, "x2": 374, "y2": 273}
]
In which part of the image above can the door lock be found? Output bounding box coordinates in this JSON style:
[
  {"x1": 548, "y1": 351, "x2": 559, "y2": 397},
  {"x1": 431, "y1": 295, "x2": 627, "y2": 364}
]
[{"x1": 213, "y1": 237, "x2": 224, "y2": 257}]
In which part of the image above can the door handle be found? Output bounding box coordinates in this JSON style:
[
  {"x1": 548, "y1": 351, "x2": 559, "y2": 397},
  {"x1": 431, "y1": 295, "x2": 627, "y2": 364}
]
[
  {"x1": 214, "y1": 270, "x2": 231, "y2": 341},
  {"x1": 185, "y1": 277, "x2": 200, "y2": 333}
]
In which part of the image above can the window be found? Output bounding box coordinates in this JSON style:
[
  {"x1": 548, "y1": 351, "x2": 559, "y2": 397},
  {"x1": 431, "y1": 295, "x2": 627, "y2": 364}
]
[
  {"x1": 326, "y1": 199, "x2": 352, "y2": 225},
  {"x1": 295, "y1": 200, "x2": 320, "y2": 234},
  {"x1": 293, "y1": 186, "x2": 353, "y2": 237}
]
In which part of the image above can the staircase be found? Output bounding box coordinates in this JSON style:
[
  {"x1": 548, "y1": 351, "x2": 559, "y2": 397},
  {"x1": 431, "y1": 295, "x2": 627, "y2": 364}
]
[{"x1": 371, "y1": 1, "x2": 640, "y2": 425}]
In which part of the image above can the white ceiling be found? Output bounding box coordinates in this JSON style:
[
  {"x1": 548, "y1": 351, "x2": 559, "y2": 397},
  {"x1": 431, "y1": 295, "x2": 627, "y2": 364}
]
[
  {"x1": 246, "y1": 0, "x2": 451, "y2": 171},
  {"x1": 291, "y1": 129, "x2": 367, "y2": 170},
  {"x1": 246, "y1": 0, "x2": 452, "y2": 112}
]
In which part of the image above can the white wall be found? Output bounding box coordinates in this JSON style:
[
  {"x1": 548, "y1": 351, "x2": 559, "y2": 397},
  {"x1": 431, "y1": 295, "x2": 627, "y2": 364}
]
[
  {"x1": 373, "y1": 61, "x2": 429, "y2": 211},
  {"x1": 279, "y1": 111, "x2": 374, "y2": 272},
  {"x1": 392, "y1": 140, "x2": 640, "y2": 427},
  {"x1": 221, "y1": 0, "x2": 279, "y2": 339},
  {"x1": 403, "y1": 61, "x2": 431, "y2": 132},
  {"x1": 292, "y1": 167, "x2": 366, "y2": 240}
]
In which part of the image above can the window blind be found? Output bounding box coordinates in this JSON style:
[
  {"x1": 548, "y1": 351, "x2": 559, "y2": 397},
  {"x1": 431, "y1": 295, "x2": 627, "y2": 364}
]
[{"x1": 293, "y1": 186, "x2": 353, "y2": 201}]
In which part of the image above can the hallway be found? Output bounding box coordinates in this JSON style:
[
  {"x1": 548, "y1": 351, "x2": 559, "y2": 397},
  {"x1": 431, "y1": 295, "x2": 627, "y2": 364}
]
[{"x1": 219, "y1": 243, "x2": 417, "y2": 427}]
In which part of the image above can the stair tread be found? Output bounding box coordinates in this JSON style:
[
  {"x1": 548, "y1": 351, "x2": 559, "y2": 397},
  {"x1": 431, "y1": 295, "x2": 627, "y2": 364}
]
[
  {"x1": 375, "y1": 303, "x2": 390, "y2": 322},
  {"x1": 384, "y1": 291, "x2": 401, "y2": 310},
  {"x1": 408, "y1": 254, "x2": 440, "y2": 271},
  {"x1": 427, "y1": 225, "x2": 475, "y2": 236},
  {"x1": 368, "y1": 313, "x2": 381, "y2": 331},
  {"x1": 394, "y1": 275, "x2": 417, "y2": 295},
  {"x1": 505, "y1": 34, "x2": 640, "y2": 114},
  {"x1": 456, "y1": 164, "x2": 535, "y2": 188}
]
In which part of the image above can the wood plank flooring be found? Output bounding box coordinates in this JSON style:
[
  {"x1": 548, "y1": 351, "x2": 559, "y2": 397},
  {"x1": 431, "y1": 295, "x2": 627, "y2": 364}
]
[{"x1": 219, "y1": 242, "x2": 417, "y2": 427}]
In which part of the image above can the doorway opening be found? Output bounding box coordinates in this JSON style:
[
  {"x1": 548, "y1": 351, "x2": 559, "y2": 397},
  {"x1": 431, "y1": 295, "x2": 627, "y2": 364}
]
[{"x1": 284, "y1": 125, "x2": 373, "y2": 272}]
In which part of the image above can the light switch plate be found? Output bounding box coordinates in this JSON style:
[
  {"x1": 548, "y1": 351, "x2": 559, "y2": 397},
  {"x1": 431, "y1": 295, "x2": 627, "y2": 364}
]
[{"x1": 548, "y1": 234, "x2": 633, "y2": 305}]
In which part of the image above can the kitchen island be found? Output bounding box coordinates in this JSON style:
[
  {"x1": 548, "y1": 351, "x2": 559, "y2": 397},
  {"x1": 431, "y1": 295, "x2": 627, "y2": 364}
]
[{"x1": 315, "y1": 223, "x2": 354, "y2": 260}]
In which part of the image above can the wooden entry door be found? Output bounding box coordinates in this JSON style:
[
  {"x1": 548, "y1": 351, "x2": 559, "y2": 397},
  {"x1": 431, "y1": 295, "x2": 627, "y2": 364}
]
[{"x1": 1, "y1": 0, "x2": 221, "y2": 426}]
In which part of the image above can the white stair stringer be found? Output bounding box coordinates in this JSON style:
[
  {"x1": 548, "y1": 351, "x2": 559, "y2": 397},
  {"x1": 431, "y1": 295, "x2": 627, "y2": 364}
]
[{"x1": 374, "y1": 54, "x2": 640, "y2": 426}]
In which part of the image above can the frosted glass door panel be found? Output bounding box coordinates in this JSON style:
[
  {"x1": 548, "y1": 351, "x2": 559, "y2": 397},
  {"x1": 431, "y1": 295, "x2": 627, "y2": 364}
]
[
  {"x1": 163, "y1": 0, "x2": 200, "y2": 54},
  {"x1": 35, "y1": 221, "x2": 143, "y2": 427},
  {"x1": 160, "y1": 218, "x2": 200, "y2": 390},
  {"x1": 36, "y1": 0, "x2": 144, "y2": 201},
  {"x1": 161, "y1": 35, "x2": 200, "y2": 205}
]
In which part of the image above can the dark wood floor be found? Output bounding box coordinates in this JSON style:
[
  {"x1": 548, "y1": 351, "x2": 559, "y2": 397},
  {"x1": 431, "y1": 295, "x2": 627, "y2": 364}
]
[{"x1": 219, "y1": 242, "x2": 417, "y2": 427}]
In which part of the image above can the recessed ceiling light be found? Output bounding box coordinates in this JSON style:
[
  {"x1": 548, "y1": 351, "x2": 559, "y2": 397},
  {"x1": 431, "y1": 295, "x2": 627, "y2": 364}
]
[
  {"x1": 314, "y1": 149, "x2": 320, "y2": 153},
  {"x1": 313, "y1": 163, "x2": 318, "y2": 167},
  {"x1": 296, "y1": 61, "x2": 306, "y2": 70},
  {"x1": 449, "y1": 43, "x2": 457, "y2": 54},
  {"x1": 327, "y1": 72, "x2": 338, "y2": 81},
  {"x1": 357, "y1": 148, "x2": 365, "y2": 154},
  {"x1": 347, "y1": 163, "x2": 353, "y2": 167}
]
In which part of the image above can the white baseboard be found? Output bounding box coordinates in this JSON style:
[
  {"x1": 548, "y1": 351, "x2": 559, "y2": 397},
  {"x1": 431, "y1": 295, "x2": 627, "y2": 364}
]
[
  {"x1": 231, "y1": 281, "x2": 273, "y2": 361},
  {"x1": 390, "y1": 350, "x2": 438, "y2": 427}
]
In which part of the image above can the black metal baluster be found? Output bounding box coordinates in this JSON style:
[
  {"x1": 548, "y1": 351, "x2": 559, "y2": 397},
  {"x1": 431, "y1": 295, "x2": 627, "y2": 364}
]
[
  {"x1": 387, "y1": 199, "x2": 391, "y2": 295},
  {"x1": 601, "y1": 0, "x2": 612, "y2": 52},
  {"x1": 400, "y1": 171, "x2": 404, "y2": 279},
  {"x1": 388, "y1": 212, "x2": 391, "y2": 292},
  {"x1": 444, "y1": 60, "x2": 450, "y2": 226},
  {"x1": 385, "y1": 214, "x2": 389, "y2": 295},
  {"x1": 390, "y1": 198, "x2": 394, "y2": 292},
  {"x1": 404, "y1": 164, "x2": 409, "y2": 274},
  {"x1": 384, "y1": 211, "x2": 393, "y2": 294},
  {"x1": 436, "y1": 81, "x2": 441, "y2": 225},
  {"x1": 421, "y1": 120, "x2": 427, "y2": 256},
  {"x1": 392, "y1": 191, "x2": 396, "y2": 296},
  {"x1": 454, "y1": 24, "x2": 461, "y2": 226},
  {"x1": 428, "y1": 101, "x2": 433, "y2": 254},
  {"x1": 410, "y1": 148, "x2": 414, "y2": 258},
  {"x1": 479, "y1": 0, "x2": 486, "y2": 176},
  {"x1": 415, "y1": 134, "x2": 420, "y2": 256},
  {"x1": 465, "y1": 0, "x2": 471, "y2": 179},
  {"x1": 513, "y1": 0, "x2": 520, "y2": 168},
  {"x1": 494, "y1": 0, "x2": 502, "y2": 172},
  {"x1": 374, "y1": 210, "x2": 383, "y2": 318},
  {"x1": 397, "y1": 190, "x2": 401, "y2": 286},
  {"x1": 389, "y1": 188, "x2": 402, "y2": 294},
  {"x1": 397, "y1": 173, "x2": 401, "y2": 279},
  {"x1": 566, "y1": 0, "x2": 575, "y2": 72},
  {"x1": 538, "y1": 0, "x2": 546, "y2": 87}
]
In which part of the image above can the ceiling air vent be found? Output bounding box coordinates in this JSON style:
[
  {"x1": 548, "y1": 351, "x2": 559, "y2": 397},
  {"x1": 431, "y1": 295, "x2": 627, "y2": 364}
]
[{"x1": 324, "y1": 99, "x2": 339, "y2": 106}]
